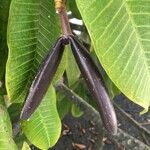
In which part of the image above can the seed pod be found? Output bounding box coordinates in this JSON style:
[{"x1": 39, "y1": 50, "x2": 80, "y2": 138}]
[
  {"x1": 69, "y1": 35, "x2": 117, "y2": 135},
  {"x1": 20, "y1": 37, "x2": 65, "y2": 120}
]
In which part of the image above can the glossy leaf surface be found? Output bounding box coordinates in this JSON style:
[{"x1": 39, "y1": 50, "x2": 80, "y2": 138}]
[
  {"x1": 22, "y1": 142, "x2": 31, "y2": 150},
  {"x1": 6, "y1": 0, "x2": 66, "y2": 103},
  {"x1": 66, "y1": 45, "x2": 80, "y2": 86},
  {"x1": 76, "y1": 0, "x2": 150, "y2": 111},
  {"x1": 22, "y1": 86, "x2": 61, "y2": 149}
]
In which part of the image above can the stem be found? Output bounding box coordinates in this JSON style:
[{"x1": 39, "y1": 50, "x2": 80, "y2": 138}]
[
  {"x1": 113, "y1": 102, "x2": 150, "y2": 145},
  {"x1": 58, "y1": 8, "x2": 72, "y2": 36},
  {"x1": 56, "y1": 82, "x2": 101, "y2": 124},
  {"x1": 55, "y1": 0, "x2": 72, "y2": 36}
]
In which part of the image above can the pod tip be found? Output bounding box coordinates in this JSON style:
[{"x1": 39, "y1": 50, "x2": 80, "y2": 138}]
[{"x1": 106, "y1": 122, "x2": 118, "y2": 135}]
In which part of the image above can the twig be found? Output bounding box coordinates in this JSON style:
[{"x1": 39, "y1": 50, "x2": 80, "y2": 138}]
[
  {"x1": 113, "y1": 102, "x2": 150, "y2": 145},
  {"x1": 140, "y1": 122, "x2": 150, "y2": 125},
  {"x1": 55, "y1": 82, "x2": 150, "y2": 149},
  {"x1": 55, "y1": 0, "x2": 72, "y2": 36},
  {"x1": 56, "y1": 82, "x2": 102, "y2": 126}
]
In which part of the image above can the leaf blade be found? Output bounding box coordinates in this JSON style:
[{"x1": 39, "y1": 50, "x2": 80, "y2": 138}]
[
  {"x1": 76, "y1": 0, "x2": 150, "y2": 111},
  {"x1": 6, "y1": 0, "x2": 66, "y2": 103},
  {"x1": 66, "y1": 45, "x2": 80, "y2": 86},
  {"x1": 22, "y1": 85, "x2": 61, "y2": 149},
  {"x1": 0, "y1": 96, "x2": 18, "y2": 150}
]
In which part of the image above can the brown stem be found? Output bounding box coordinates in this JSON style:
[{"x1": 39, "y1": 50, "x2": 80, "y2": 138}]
[
  {"x1": 113, "y1": 102, "x2": 150, "y2": 135},
  {"x1": 55, "y1": 0, "x2": 72, "y2": 36},
  {"x1": 58, "y1": 8, "x2": 72, "y2": 36}
]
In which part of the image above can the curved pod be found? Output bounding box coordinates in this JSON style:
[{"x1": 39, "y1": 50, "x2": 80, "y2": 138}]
[
  {"x1": 69, "y1": 36, "x2": 117, "y2": 135},
  {"x1": 20, "y1": 37, "x2": 65, "y2": 120}
]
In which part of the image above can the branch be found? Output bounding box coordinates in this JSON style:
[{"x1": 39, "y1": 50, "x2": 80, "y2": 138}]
[
  {"x1": 56, "y1": 82, "x2": 102, "y2": 126},
  {"x1": 113, "y1": 102, "x2": 150, "y2": 145},
  {"x1": 56, "y1": 82, "x2": 150, "y2": 149}
]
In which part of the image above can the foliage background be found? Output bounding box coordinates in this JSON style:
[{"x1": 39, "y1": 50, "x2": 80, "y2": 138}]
[{"x1": 0, "y1": 0, "x2": 150, "y2": 149}]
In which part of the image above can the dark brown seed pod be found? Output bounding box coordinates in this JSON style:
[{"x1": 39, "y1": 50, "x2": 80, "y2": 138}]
[
  {"x1": 20, "y1": 37, "x2": 65, "y2": 120},
  {"x1": 69, "y1": 35, "x2": 117, "y2": 135}
]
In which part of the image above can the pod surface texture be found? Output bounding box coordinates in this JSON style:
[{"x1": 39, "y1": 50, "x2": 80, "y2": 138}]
[
  {"x1": 69, "y1": 35, "x2": 117, "y2": 135},
  {"x1": 20, "y1": 37, "x2": 65, "y2": 120}
]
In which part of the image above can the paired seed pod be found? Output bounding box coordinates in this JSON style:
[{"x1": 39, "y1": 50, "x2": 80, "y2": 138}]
[
  {"x1": 20, "y1": 37, "x2": 65, "y2": 120},
  {"x1": 69, "y1": 36, "x2": 117, "y2": 135},
  {"x1": 20, "y1": 35, "x2": 117, "y2": 135}
]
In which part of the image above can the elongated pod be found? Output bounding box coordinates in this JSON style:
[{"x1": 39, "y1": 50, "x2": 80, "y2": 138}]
[
  {"x1": 20, "y1": 37, "x2": 65, "y2": 120},
  {"x1": 69, "y1": 36, "x2": 117, "y2": 135}
]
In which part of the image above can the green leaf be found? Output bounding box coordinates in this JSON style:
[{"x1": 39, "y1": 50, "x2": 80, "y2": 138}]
[
  {"x1": 71, "y1": 104, "x2": 83, "y2": 118},
  {"x1": 0, "y1": 97, "x2": 18, "y2": 150},
  {"x1": 14, "y1": 134, "x2": 27, "y2": 150},
  {"x1": 71, "y1": 80, "x2": 88, "y2": 118},
  {"x1": 91, "y1": 50, "x2": 120, "y2": 98},
  {"x1": 66, "y1": 45, "x2": 80, "y2": 86},
  {"x1": 53, "y1": 49, "x2": 67, "y2": 84},
  {"x1": 6, "y1": 0, "x2": 66, "y2": 103},
  {"x1": 76, "y1": 0, "x2": 150, "y2": 111},
  {"x1": 57, "y1": 93, "x2": 72, "y2": 120},
  {"x1": 8, "y1": 103, "x2": 22, "y2": 122},
  {"x1": 104, "y1": 75, "x2": 120, "y2": 98},
  {"x1": 22, "y1": 142, "x2": 31, "y2": 150},
  {"x1": 22, "y1": 85, "x2": 61, "y2": 149},
  {"x1": 0, "y1": 0, "x2": 11, "y2": 80}
]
